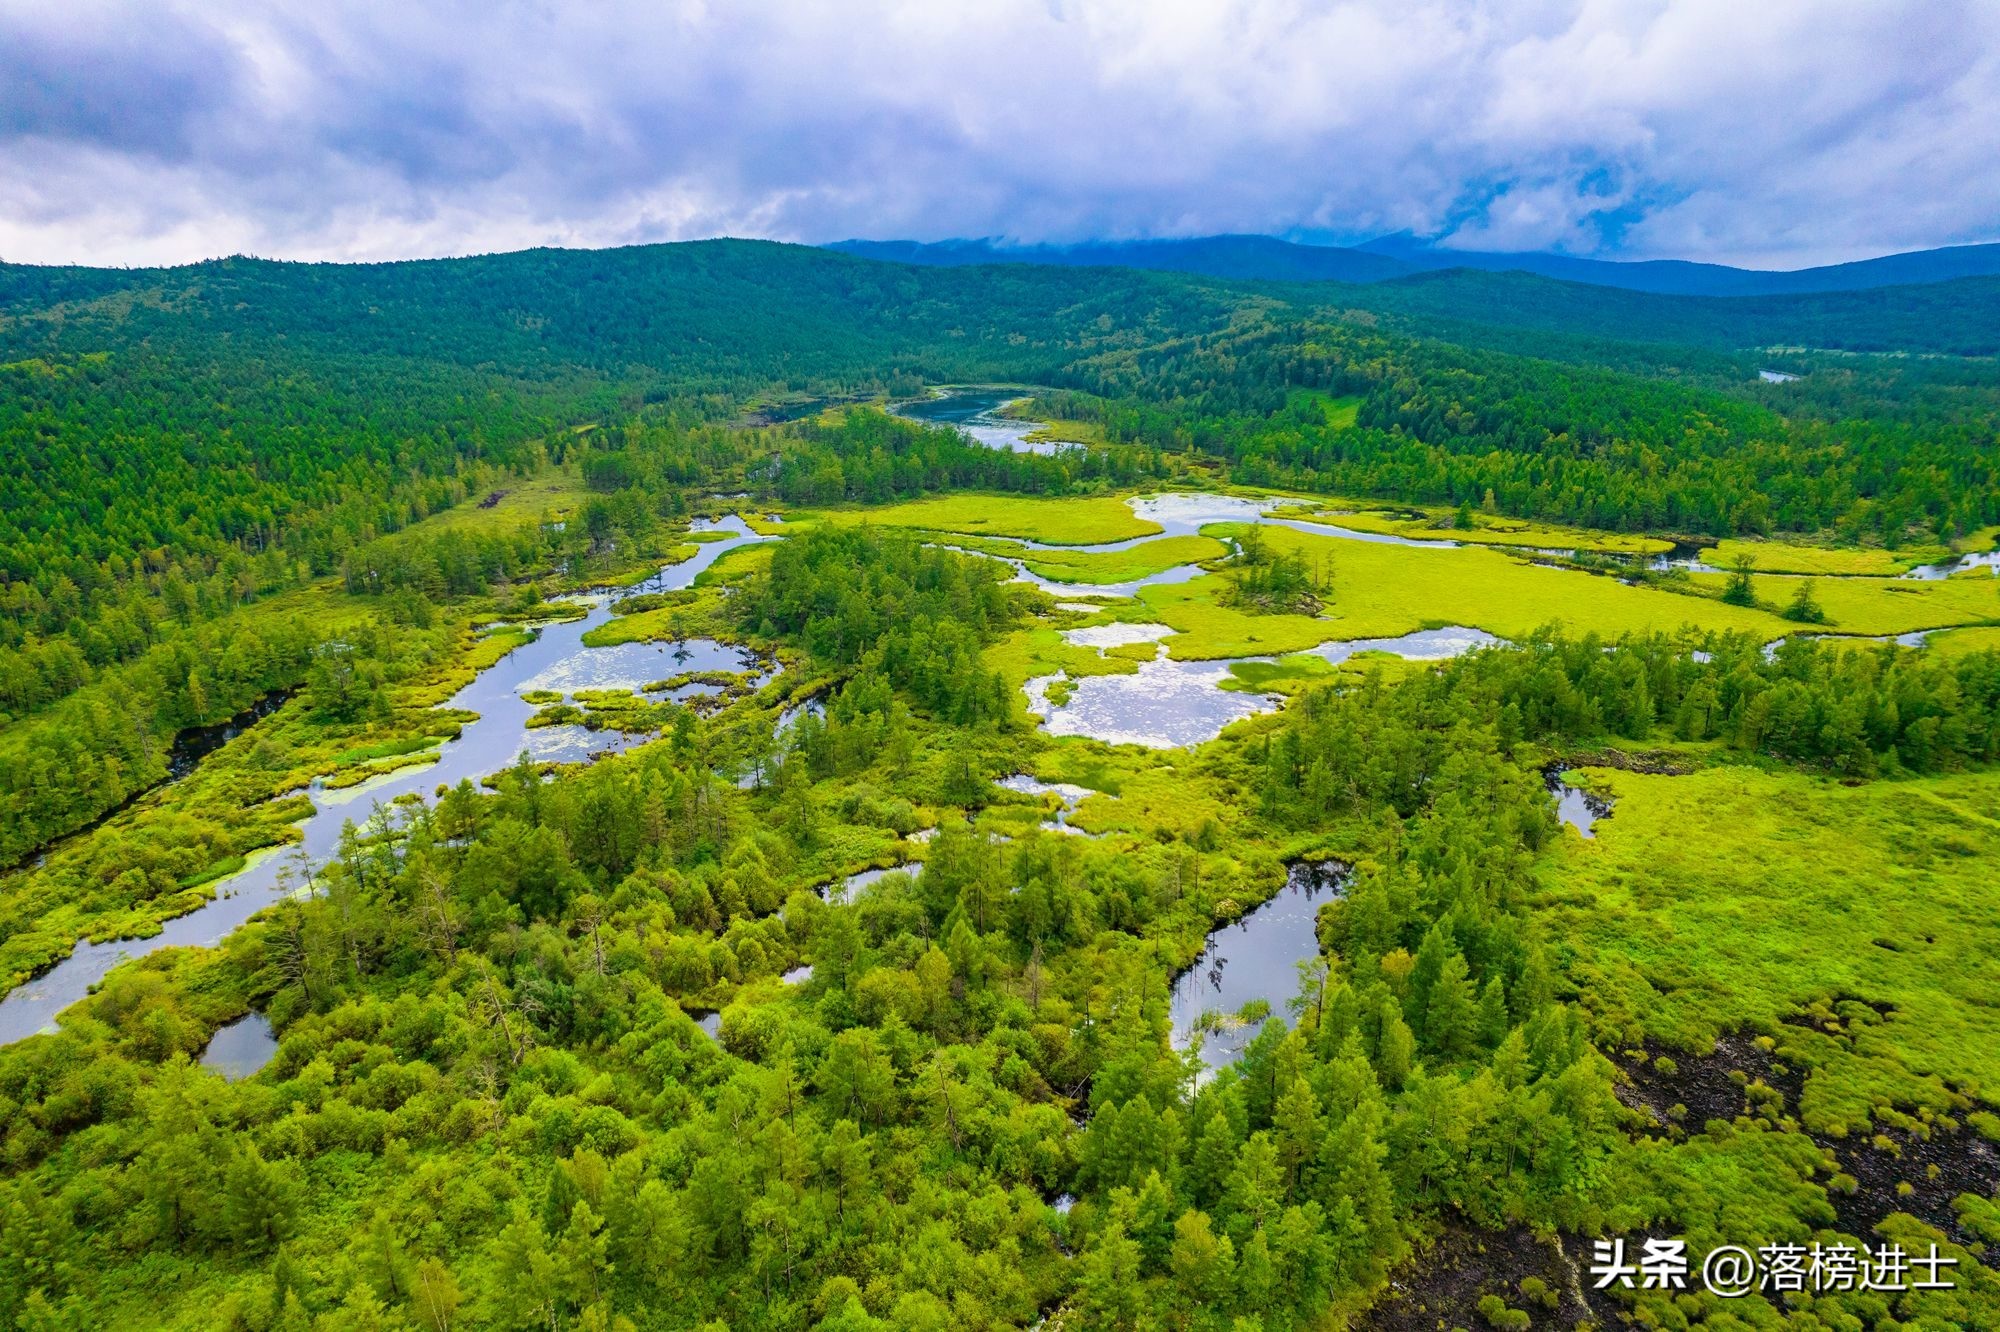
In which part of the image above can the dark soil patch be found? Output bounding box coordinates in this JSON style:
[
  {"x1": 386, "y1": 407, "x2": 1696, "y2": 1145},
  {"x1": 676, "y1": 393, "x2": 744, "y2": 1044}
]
[
  {"x1": 1356, "y1": 1224, "x2": 1617, "y2": 1332},
  {"x1": 1824, "y1": 1122, "x2": 2000, "y2": 1243},
  {"x1": 1610, "y1": 1023, "x2": 2000, "y2": 1245},
  {"x1": 1611, "y1": 1032, "x2": 1803, "y2": 1134},
  {"x1": 1560, "y1": 748, "x2": 1695, "y2": 777}
]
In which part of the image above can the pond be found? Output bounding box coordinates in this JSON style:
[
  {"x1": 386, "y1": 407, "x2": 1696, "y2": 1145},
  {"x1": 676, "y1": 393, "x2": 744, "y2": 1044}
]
[
  {"x1": 1547, "y1": 768, "x2": 1613, "y2": 837},
  {"x1": 200, "y1": 1012, "x2": 278, "y2": 1081},
  {"x1": 0, "y1": 517, "x2": 771, "y2": 1046},
  {"x1": 1025, "y1": 649, "x2": 1279, "y2": 749},
  {"x1": 895, "y1": 388, "x2": 1072, "y2": 455},
  {"x1": 1170, "y1": 860, "x2": 1349, "y2": 1072}
]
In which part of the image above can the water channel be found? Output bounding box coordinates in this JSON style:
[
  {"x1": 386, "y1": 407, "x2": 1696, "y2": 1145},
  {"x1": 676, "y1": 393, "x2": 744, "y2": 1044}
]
[{"x1": 0, "y1": 518, "x2": 771, "y2": 1045}]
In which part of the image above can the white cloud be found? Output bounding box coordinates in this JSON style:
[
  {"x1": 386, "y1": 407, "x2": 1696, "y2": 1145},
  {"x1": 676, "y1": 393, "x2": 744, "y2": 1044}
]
[{"x1": 0, "y1": 0, "x2": 1994, "y2": 267}]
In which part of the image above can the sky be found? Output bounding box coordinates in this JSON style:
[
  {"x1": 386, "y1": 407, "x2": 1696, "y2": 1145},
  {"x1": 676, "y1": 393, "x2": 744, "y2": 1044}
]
[{"x1": 2, "y1": 0, "x2": 1997, "y2": 270}]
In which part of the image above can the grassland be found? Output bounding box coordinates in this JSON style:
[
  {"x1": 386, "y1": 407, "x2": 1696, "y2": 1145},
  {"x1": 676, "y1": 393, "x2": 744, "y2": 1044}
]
[
  {"x1": 1140, "y1": 522, "x2": 1799, "y2": 656},
  {"x1": 1540, "y1": 763, "x2": 2000, "y2": 1134},
  {"x1": 1706, "y1": 526, "x2": 1999, "y2": 576},
  {"x1": 952, "y1": 533, "x2": 1227, "y2": 583},
  {"x1": 1691, "y1": 567, "x2": 2000, "y2": 636},
  {"x1": 1928, "y1": 625, "x2": 2000, "y2": 658},
  {"x1": 1267, "y1": 502, "x2": 1673, "y2": 556},
  {"x1": 801, "y1": 493, "x2": 1162, "y2": 544}
]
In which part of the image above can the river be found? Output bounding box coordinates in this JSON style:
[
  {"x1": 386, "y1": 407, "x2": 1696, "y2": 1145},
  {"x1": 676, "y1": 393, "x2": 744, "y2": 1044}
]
[{"x1": 0, "y1": 518, "x2": 770, "y2": 1045}]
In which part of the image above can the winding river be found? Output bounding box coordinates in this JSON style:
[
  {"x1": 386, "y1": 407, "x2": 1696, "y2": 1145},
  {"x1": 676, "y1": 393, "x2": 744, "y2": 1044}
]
[{"x1": 0, "y1": 518, "x2": 769, "y2": 1045}]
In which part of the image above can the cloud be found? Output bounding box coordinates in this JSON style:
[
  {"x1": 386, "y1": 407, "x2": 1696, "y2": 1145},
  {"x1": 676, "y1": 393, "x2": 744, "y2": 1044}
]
[{"x1": 0, "y1": 0, "x2": 1995, "y2": 268}]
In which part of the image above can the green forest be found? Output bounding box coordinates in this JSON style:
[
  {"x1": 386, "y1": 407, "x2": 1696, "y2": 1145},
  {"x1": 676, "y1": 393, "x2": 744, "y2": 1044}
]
[{"x1": 2, "y1": 239, "x2": 1999, "y2": 1331}]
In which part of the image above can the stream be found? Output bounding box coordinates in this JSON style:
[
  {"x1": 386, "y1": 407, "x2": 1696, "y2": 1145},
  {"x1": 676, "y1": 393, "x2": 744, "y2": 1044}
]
[{"x1": 0, "y1": 518, "x2": 770, "y2": 1045}]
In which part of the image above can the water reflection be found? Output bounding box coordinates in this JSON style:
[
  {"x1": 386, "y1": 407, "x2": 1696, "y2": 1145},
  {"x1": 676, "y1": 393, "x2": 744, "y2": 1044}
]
[
  {"x1": 1170, "y1": 861, "x2": 1350, "y2": 1072},
  {"x1": 1024, "y1": 626, "x2": 1499, "y2": 749},
  {"x1": 822, "y1": 865, "x2": 909, "y2": 905},
  {"x1": 1547, "y1": 768, "x2": 1613, "y2": 838},
  {"x1": 895, "y1": 388, "x2": 1072, "y2": 455},
  {"x1": 995, "y1": 774, "x2": 1099, "y2": 835},
  {"x1": 1025, "y1": 650, "x2": 1279, "y2": 749},
  {"x1": 1901, "y1": 551, "x2": 2000, "y2": 581},
  {"x1": 200, "y1": 1012, "x2": 278, "y2": 1081},
  {"x1": 519, "y1": 637, "x2": 757, "y2": 698}
]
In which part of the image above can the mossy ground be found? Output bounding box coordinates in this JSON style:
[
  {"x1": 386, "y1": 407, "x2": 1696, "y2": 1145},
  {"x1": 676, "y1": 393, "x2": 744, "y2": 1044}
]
[{"x1": 1540, "y1": 762, "x2": 2000, "y2": 1134}]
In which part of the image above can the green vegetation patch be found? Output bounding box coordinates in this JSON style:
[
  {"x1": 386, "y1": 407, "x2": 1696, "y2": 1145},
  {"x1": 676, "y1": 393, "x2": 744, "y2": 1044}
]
[
  {"x1": 804, "y1": 492, "x2": 1161, "y2": 544},
  {"x1": 1542, "y1": 764, "x2": 2000, "y2": 1134}
]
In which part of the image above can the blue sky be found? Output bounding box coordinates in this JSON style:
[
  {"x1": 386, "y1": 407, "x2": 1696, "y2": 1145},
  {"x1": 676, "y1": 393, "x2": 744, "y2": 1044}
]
[{"x1": 2, "y1": 0, "x2": 1996, "y2": 269}]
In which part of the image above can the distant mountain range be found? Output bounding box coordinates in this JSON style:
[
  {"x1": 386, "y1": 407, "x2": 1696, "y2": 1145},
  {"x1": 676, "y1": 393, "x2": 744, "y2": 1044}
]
[{"x1": 829, "y1": 234, "x2": 2000, "y2": 299}]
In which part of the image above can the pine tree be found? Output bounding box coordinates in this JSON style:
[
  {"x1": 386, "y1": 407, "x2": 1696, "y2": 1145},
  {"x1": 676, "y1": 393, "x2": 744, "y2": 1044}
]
[
  {"x1": 1169, "y1": 1209, "x2": 1237, "y2": 1308},
  {"x1": 1272, "y1": 1078, "x2": 1323, "y2": 1197},
  {"x1": 1470, "y1": 974, "x2": 1507, "y2": 1046},
  {"x1": 1423, "y1": 953, "x2": 1478, "y2": 1059},
  {"x1": 1375, "y1": 1000, "x2": 1415, "y2": 1090}
]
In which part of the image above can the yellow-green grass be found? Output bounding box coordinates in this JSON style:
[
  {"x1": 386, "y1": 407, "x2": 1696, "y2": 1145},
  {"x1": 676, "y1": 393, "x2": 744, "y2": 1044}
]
[
  {"x1": 582, "y1": 543, "x2": 776, "y2": 647},
  {"x1": 986, "y1": 625, "x2": 1142, "y2": 697},
  {"x1": 1319, "y1": 393, "x2": 1363, "y2": 430},
  {"x1": 1021, "y1": 535, "x2": 1225, "y2": 583},
  {"x1": 1131, "y1": 523, "x2": 1795, "y2": 659},
  {"x1": 803, "y1": 493, "x2": 1161, "y2": 544},
  {"x1": 417, "y1": 469, "x2": 590, "y2": 535},
  {"x1": 939, "y1": 533, "x2": 1221, "y2": 585},
  {"x1": 1706, "y1": 537, "x2": 1945, "y2": 576},
  {"x1": 1925, "y1": 625, "x2": 2000, "y2": 658},
  {"x1": 1021, "y1": 418, "x2": 1109, "y2": 446},
  {"x1": 1689, "y1": 568, "x2": 2000, "y2": 637},
  {"x1": 1267, "y1": 503, "x2": 1671, "y2": 556},
  {"x1": 1221, "y1": 652, "x2": 1431, "y2": 695},
  {"x1": 740, "y1": 511, "x2": 805, "y2": 536},
  {"x1": 1539, "y1": 764, "x2": 2000, "y2": 1134},
  {"x1": 932, "y1": 532, "x2": 1223, "y2": 584},
  {"x1": 593, "y1": 544, "x2": 699, "y2": 586}
]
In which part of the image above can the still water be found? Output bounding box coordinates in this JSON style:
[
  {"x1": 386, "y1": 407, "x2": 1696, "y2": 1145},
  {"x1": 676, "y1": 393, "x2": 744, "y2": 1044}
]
[
  {"x1": 0, "y1": 518, "x2": 770, "y2": 1046},
  {"x1": 995, "y1": 774, "x2": 1099, "y2": 835},
  {"x1": 1170, "y1": 861, "x2": 1349, "y2": 1072},
  {"x1": 895, "y1": 388, "x2": 1072, "y2": 456},
  {"x1": 1547, "y1": 768, "x2": 1613, "y2": 837},
  {"x1": 199, "y1": 1011, "x2": 278, "y2": 1081},
  {"x1": 1023, "y1": 625, "x2": 1499, "y2": 749}
]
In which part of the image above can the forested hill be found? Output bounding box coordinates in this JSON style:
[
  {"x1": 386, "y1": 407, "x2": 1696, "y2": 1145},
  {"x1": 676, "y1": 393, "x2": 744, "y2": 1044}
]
[
  {"x1": 0, "y1": 240, "x2": 1251, "y2": 611},
  {"x1": 0, "y1": 240, "x2": 1248, "y2": 388},
  {"x1": 837, "y1": 233, "x2": 2000, "y2": 300},
  {"x1": 1327, "y1": 267, "x2": 2000, "y2": 357}
]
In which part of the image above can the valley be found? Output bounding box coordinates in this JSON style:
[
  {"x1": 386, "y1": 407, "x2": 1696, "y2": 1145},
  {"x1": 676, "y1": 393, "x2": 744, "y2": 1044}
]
[{"x1": 0, "y1": 251, "x2": 1997, "y2": 1331}]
